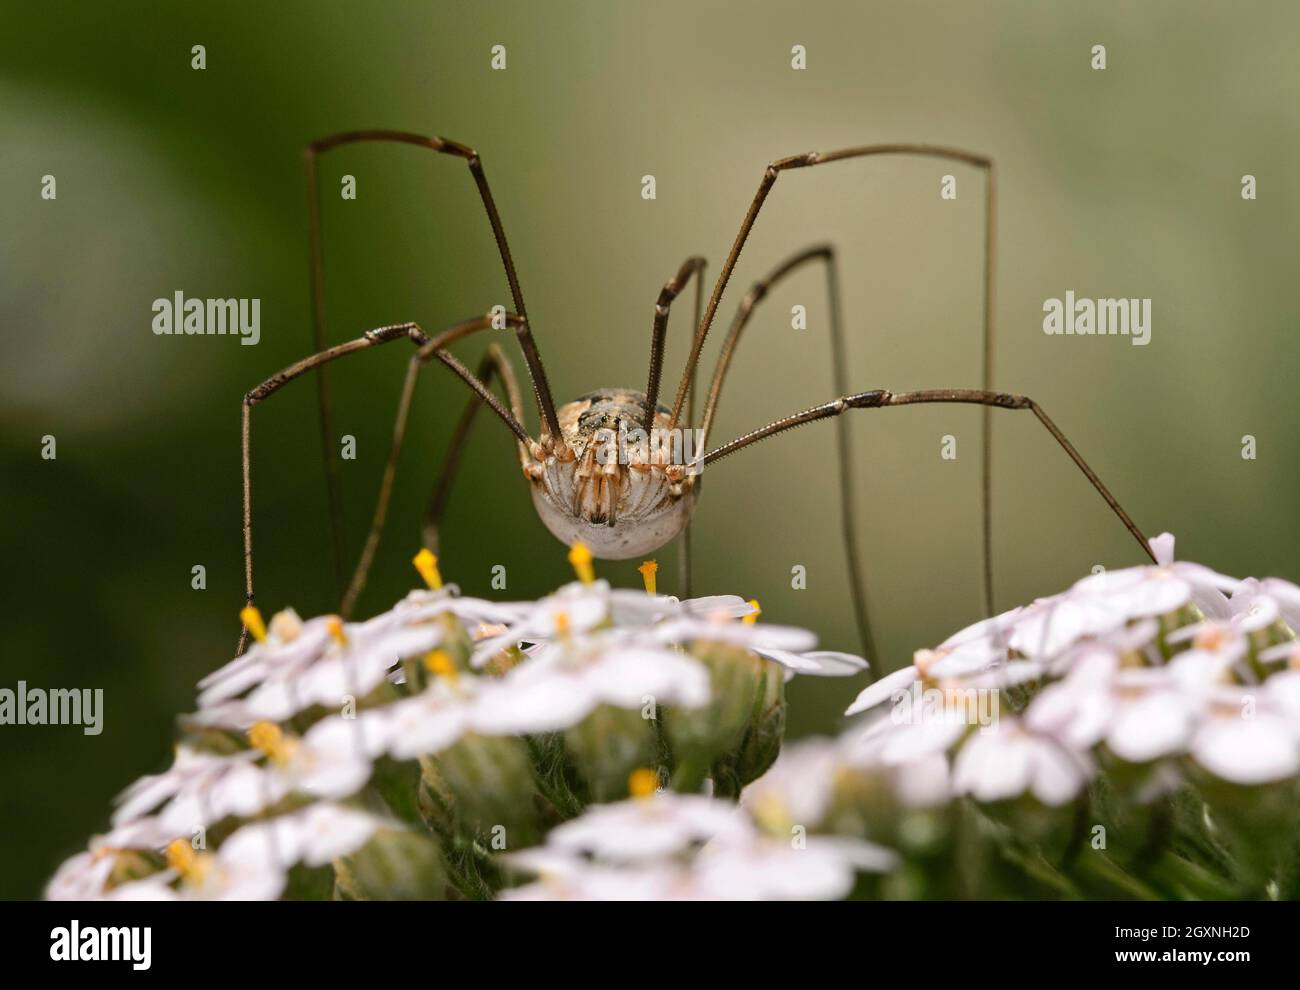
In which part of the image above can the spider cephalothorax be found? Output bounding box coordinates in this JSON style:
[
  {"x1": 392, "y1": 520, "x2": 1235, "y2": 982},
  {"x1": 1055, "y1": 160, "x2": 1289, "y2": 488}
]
[{"x1": 528, "y1": 388, "x2": 700, "y2": 559}]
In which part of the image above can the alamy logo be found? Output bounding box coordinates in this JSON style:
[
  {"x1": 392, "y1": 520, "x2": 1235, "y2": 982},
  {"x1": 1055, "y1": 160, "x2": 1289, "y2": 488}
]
[
  {"x1": 592, "y1": 424, "x2": 707, "y2": 475},
  {"x1": 891, "y1": 680, "x2": 1000, "y2": 731},
  {"x1": 0, "y1": 682, "x2": 103, "y2": 735},
  {"x1": 1042, "y1": 290, "x2": 1151, "y2": 346},
  {"x1": 152, "y1": 291, "x2": 261, "y2": 345},
  {"x1": 50, "y1": 921, "x2": 151, "y2": 970}
]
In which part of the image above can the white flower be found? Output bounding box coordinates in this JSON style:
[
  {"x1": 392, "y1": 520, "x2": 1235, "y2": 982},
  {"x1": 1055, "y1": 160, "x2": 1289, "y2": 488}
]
[
  {"x1": 649, "y1": 608, "x2": 868, "y2": 678},
  {"x1": 468, "y1": 580, "x2": 620, "y2": 667},
  {"x1": 499, "y1": 852, "x2": 689, "y2": 900},
  {"x1": 1190, "y1": 718, "x2": 1299, "y2": 786},
  {"x1": 1188, "y1": 686, "x2": 1299, "y2": 785},
  {"x1": 540, "y1": 791, "x2": 748, "y2": 862},
  {"x1": 381, "y1": 586, "x2": 530, "y2": 631},
  {"x1": 1263, "y1": 669, "x2": 1300, "y2": 728},
  {"x1": 165, "y1": 800, "x2": 382, "y2": 904},
  {"x1": 194, "y1": 613, "x2": 443, "y2": 728},
  {"x1": 473, "y1": 634, "x2": 710, "y2": 735},
  {"x1": 1069, "y1": 533, "x2": 1238, "y2": 625},
  {"x1": 377, "y1": 676, "x2": 478, "y2": 761},
  {"x1": 952, "y1": 716, "x2": 1090, "y2": 806},
  {"x1": 1009, "y1": 593, "x2": 1130, "y2": 661},
  {"x1": 197, "y1": 608, "x2": 330, "y2": 705},
  {"x1": 740, "y1": 738, "x2": 845, "y2": 828},
  {"x1": 113, "y1": 748, "x2": 266, "y2": 834},
  {"x1": 1026, "y1": 651, "x2": 1194, "y2": 764},
  {"x1": 844, "y1": 617, "x2": 1017, "y2": 718},
  {"x1": 499, "y1": 790, "x2": 897, "y2": 901},
  {"x1": 265, "y1": 713, "x2": 389, "y2": 800},
  {"x1": 93, "y1": 816, "x2": 179, "y2": 853},
  {"x1": 693, "y1": 833, "x2": 896, "y2": 900},
  {"x1": 1259, "y1": 640, "x2": 1300, "y2": 669},
  {"x1": 46, "y1": 852, "x2": 116, "y2": 901},
  {"x1": 1258, "y1": 577, "x2": 1300, "y2": 632},
  {"x1": 608, "y1": 590, "x2": 757, "y2": 627},
  {"x1": 112, "y1": 744, "x2": 259, "y2": 826},
  {"x1": 857, "y1": 701, "x2": 973, "y2": 764}
]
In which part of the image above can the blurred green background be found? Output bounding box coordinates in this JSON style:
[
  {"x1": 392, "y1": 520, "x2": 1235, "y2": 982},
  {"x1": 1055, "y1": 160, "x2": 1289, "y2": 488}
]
[{"x1": 2, "y1": 1, "x2": 1297, "y2": 898}]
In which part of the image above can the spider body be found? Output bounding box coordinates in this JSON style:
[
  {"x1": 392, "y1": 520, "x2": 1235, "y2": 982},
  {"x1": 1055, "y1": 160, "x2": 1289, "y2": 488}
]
[
  {"x1": 530, "y1": 388, "x2": 698, "y2": 559},
  {"x1": 237, "y1": 131, "x2": 1156, "y2": 673}
]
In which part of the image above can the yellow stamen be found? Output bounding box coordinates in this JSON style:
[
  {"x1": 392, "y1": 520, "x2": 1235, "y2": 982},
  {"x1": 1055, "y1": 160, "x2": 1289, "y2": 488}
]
[
  {"x1": 743, "y1": 599, "x2": 762, "y2": 625},
  {"x1": 240, "y1": 605, "x2": 267, "y2": 643},
  {"x1": 165, "y1": 836, "x2": 192, "y2": 867},
  {"x1": 568, "y1": 541, "x2": 595, "y2": 584},
  {"x1": 553, "y1": 610, "x2": 571, "y2": 638},
  {"x1": 638, "y1": 559, "x2": 658, "y2": 595},
  {"x1": 628, "y1": 767, "x2": 659, "y2": 799},
  {"x1": 247, "y1": 720, "x2": 295, "y2": 764},
  {"x1": 326, "y1": 617, "x2": 348, "y2": 645},
  {"x1": 165, "y1": 838, "x2": 211, "y2": 885},
  {"x1": 412, "y1": 548, "x2": 443, "y2": 590},
  {"x1": 164, "y1": 838, "x2": 195, "y2": 874},
  {"x1": 423, "y1": 649, "x2": 458, "y2": 680}
]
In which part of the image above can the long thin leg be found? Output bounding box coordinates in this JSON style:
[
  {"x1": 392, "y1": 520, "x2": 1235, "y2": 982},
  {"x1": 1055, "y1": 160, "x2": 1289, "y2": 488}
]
[
  {"x1": 701, "y1": 387, "x2": 1155, "y2": 575},
  {"x1": 641, "y1": 256, "x2": 708, "y2": 431},
  {"x1": 638, "y1": 255, "x2": 709, "y2": 597},
  {"x1": 667, "y1": 144, "x2": 998, "y2": 610},
  {"x1": 422, "y1": 344, "x2": 529, "y2": 554},
  {"x1": 239, "y1": 315, "x2": 534, "y2": 652},
  {"x1": 338, "y1": 339, "x2": 529, "y2": 618},
  {"x1": 304, "y1": 132, "x2": 563, "y2": 592},
  {"x1": 697, "y1": 244, "x2": 877, "y2": 665},
  {"x1": 680, "y1": 261, "x2": 706, "y2": 598}
]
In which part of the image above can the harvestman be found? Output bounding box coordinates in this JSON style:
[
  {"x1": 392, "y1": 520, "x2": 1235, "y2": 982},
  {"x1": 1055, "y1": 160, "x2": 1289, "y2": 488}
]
[{"x1": 237, "y1": 130, "x2": 1155, "y2": 668}]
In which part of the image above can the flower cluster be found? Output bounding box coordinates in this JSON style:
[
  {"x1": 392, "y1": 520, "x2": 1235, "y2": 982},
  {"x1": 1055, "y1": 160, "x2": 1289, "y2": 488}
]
[
  {"x1": 48, "y1": 546, "x2": 864, "y2": 900},
  {"x1": 731, "y1": 534, "x2": 1300, "y2": 899},
  {"x1": 48, "y1": 535, "x2": 1300, "y2": 900}
]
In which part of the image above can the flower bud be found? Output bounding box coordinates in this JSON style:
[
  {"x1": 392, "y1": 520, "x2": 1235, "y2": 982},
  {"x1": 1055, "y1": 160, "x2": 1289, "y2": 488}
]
[
  {"x1": 333, "y1": 827, "x2": 447, "y2": 900},
  {"x1": 564, "y1": 704, "x2": 659, "y2": 802}
]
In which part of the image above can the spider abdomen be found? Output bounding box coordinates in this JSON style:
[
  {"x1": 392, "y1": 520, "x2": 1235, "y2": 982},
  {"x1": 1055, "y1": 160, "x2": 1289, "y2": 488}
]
[{"x1": 529, "y1": 389, "x2": 700, "y2": 559}]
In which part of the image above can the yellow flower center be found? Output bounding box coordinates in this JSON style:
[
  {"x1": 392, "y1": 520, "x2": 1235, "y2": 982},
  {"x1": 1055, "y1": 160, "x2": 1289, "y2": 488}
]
[
  {"x1": 423, "y1": 649, "x2": 458, "y2": 680},
  {"x1": 247, "y1": 720, "x2": 296, "y2": 765},
  {"x1": 165, "y1": 838, "x2": 211, "y2": 884},
  {"x1": 553, "y1": 610, "x2": 571, "y2": 638},
  {"x1": 412, "y1": 548, "x2": 443, "y2": 590},
  {"x1": 239, "y1": 606, "x2": 267, "y2": 643},
  {"x1": 743, "y1": 599, "x2": 762, "y2": 625},
  {"x1": 628, "y1": 767, "x2": 659, "y2": 799},
  {"x1": 326, "y1": 617, "x2": 347, "y2": 646}
]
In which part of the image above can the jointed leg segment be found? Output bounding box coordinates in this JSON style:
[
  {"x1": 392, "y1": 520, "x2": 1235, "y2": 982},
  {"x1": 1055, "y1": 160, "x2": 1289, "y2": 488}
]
[
  {"x1": 304, "y1": 130, "x2": 562, "y2": 593},
  {"x1": 239, "y1": 314, "x2": 533, "y2": 651},
  {"x1": 672, "y1": 144, "x2": 1000, "y2": 638},
  {"x1": 696, "y1": 243, "x2": 878, "y2": 666},
  {"x1": 642, "y1": 256, "x2": 708, "y2": 432},
  {"x1": 702, "y1": 387, "x2": 1154, "y2": 574}
]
